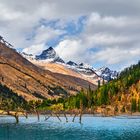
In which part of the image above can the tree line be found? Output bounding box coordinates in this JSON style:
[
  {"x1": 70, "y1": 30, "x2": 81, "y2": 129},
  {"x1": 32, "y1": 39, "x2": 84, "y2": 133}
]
[{"x1": 56, "y1": 61, "x2": 140, "y2": 113}]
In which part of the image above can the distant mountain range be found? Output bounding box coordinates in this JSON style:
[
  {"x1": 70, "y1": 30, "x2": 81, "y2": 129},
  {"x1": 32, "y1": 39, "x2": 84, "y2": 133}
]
[{"x1": 22, "y1": 47, "x2": 118, "y2": 82}]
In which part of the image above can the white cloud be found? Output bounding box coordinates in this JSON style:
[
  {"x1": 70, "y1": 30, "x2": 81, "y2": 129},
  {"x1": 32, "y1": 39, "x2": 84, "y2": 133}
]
[
  {"x1": 22, "y1": 43, "x2": 46, "y2": 55},
  {"x1": 22, "y1": 25, "x2": 65, "y2": 55},
  {"x1": 0, "y1": 3, "x2": 24, "y2": 21},
  {"x1": 55, "y1": 39, "x2": 85, "y2": 62},
  {"x1": 33, "y1": 25, "x2": 65, "y2": 44},
  {"x1": 55, "y1": 12, "x2": 140, "y2": 69},
  {"x1": 0, "y1": 0, "x2": 140, "y2": 70}
]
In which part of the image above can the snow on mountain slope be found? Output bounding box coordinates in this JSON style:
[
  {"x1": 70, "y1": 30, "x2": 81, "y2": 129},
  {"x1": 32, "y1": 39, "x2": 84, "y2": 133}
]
[
  {"x1": 31, "y1": 61, "x2": 99, "y2": 85},
  {"x1": 22, "y1": 47, "x2": 118, "y2": 83},
  {"x1": 21, "y1": 48, "x2": 99, "y2": 85},
  {"x1": 67, "y1": 61, "x2": 78, "y2": 66},
  {"x1": 67, "y1": 63, "x2": 96, "y2": 74},
  {"x1": 21, "y1": 52, "x2": 35, "y2": 60},
  {"x1": 66, "y1": 61, "x2": 118, "y2": 81},
  {"x1": 22, "y1": 47, "x2": 65, "y2": 63},
  {"x1": 1, "y1": 41, "x2": 98, "y2": 100},
  {"x1": 95, "y1": 67, "x2": 118, "y2": 81},
  {"x1": 36, "y1": 47, "x2": 65, "y2": 63}
]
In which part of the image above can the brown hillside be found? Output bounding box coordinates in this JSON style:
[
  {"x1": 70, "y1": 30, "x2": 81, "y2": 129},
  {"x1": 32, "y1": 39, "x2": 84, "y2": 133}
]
[
  {"x1": 0, "y1": 42, "x2": 96, "y2": 100},
  {"x1": 32, "y1": 61, "x2": 99, "y2": 85}
]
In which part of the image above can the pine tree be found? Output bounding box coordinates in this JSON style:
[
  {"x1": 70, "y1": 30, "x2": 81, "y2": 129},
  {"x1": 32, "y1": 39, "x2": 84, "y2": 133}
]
[
  {"x1": 131, "y1": 98, "x2": 137, "y2": 112},
  {"x1": 138, "y1": 98, "x2": 140, "y2": 112}
]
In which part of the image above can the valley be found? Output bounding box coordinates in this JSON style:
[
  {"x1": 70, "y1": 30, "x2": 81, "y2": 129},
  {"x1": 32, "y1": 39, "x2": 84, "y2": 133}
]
[{"x1": 0, "y1": 37, "x2": 140, "y2": 122}]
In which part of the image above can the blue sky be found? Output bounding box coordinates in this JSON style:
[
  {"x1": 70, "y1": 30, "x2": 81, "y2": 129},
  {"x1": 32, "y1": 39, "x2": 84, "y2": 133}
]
[{"x1": 0, "y1": 0, "x2": 140, "y2": 71}]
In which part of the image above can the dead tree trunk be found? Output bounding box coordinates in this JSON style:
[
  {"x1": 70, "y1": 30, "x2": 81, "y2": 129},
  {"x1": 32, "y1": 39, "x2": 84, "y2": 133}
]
[
  {"x1": 72, "y1": 113, "x2": 77, "y2": 122},
  {"x1": 25, "y1": 111, "x2": 28, "y2": 119},
  {"x1": 44, "y1": 111, "x2": 52, "y2": 121},
  {"x1": 79, "y1": 100, "x2": 83, "y2": 124},
  {"x1": 35, "y1": 110, "x2": 40, "y2": 121},
  {"x1": 15, "y1": 114, "x2": 19, "y2": 124},
  {"x1": 63, "y1": 112, "x2": 68, "y2": 122},
  {"x1": 9, "y1": 112, "x2": 19, "y2": 124},
  {"x1": 45, "y1": 116, "x2": 51, "y2": 121},
  {"x1": 55, "y1": 113, "x2": 62, "y2": 122},
  {"x1": 79, "y1": 111, "x2": 82, "y2": 124}
]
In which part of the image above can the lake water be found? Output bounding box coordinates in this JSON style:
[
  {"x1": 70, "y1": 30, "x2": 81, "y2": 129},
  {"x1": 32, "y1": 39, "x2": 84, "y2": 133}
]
[{"x1": 0, "y1": 115, "x2": 140, "y2": 140}]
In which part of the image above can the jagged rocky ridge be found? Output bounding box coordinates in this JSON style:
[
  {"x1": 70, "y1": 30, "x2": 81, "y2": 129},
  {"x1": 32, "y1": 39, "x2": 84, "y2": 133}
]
[
  {"x1": 22, "y1": 47, "x2": 64, "y2": 63},
  {"x1": 36, "y1": 47, "x2": 65, "y2": 63}
]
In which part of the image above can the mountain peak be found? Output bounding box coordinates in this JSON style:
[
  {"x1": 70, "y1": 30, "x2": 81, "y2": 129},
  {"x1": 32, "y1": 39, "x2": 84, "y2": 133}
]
[
  {"x1": 43, "y1": 46, "x2": 55, "y2": 54},
  {"x1": 36, "y1": 47, "x2": 56, "y2": 60},
  {"x1": 36, "y1": 47, "x2": 65, "y2": 63},
  {"x1": 67, "y1": 61, "x2": 78, "y2": 66},
  {"x1": 96, "y1": 66, "x2": 118, "y2": 81},
  {"x1": 47, "y1": 46, "x2": 54, "y2": 50},
  {"x1": 78, "y1": 63, "x2": 94, "y2": 69}
]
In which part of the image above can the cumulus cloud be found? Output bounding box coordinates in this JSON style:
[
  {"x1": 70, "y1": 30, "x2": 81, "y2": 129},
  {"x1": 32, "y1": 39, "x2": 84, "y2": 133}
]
[
  {"x1": 22, "y1": 43, "x2": 45, "y2": 55},
  {"x1": 0, "y1": 0, "x2": 140, "y2": 70},
  {"x1": 22, "y1": 25, "x2": 65, "y2": 54},
  {"x1": 55, "y1": 12, "x2": 140, "y2": 70}
]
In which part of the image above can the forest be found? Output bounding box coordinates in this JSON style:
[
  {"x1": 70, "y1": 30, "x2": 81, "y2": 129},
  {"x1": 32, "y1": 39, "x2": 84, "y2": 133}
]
[{"x1": 59, "y1": 61, "x2": 140, "y2": 113}]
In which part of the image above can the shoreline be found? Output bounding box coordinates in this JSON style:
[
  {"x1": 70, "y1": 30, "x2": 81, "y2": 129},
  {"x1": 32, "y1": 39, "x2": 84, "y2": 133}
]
[{"x1": 1, "y1": 112, "x2": 140, "y2": 117}]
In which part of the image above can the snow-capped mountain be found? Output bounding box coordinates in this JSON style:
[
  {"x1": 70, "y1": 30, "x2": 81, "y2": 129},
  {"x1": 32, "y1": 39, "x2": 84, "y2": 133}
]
[
  {"x1": 21, "y1": 47, "x2": 118, "y2": 82},
  {"x1": 66, "y1": 62, "x2": 96, "y2": 75},
  {"x1": 66, "y1": 62, "x2": 118, "y2": 81},
  {"x1": 65, "y1": 62, "x2": 100, "y2": 84},
  {"x1": 96, "y1": 67, "x2": 118, "y2": 81},
  {"x1": 21, "y1": 52, "x2": 35, "y2": 60},
  {"x1": 67, "y1": 61, "x2": 78, "y2": 66},
  {"x1": 22, "y1": 47, "x2": 65, "y2": 63},
  {"x1": 36, "y1": 47, "x2": 65, "y2": 63}
]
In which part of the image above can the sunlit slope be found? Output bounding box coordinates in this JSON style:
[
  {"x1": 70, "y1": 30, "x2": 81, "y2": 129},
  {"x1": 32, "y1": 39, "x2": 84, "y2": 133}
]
[{"x1": 0, "y1": 42, "x2": 96, "y2": 100}]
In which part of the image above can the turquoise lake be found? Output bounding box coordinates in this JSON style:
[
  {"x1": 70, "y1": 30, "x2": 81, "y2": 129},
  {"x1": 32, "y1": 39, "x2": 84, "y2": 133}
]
[{"x1": 0, "y1": 115, "x2": 140, "y2": 140}]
